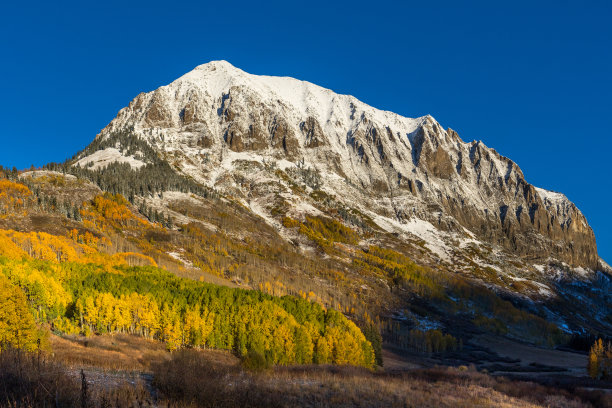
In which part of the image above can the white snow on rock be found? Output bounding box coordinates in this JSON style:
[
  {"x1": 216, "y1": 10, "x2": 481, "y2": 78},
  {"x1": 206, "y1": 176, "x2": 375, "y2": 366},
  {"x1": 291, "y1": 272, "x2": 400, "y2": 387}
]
[
  {"x1": 167, "y1": 250, "x2": 194, "y2": 269},
  {"x1": 535, "y1": 187, "x2": 566, "y2": 204},
  {"x1": 90, "y1": 60, "x2": 592, "y2": 248},
  {"x1": 534, "y1": 187, "x2": 581, "y2": 227},
  {"x1": 172, "y1": 60, "x2": 423, "y2": 136},
  {"x1": 598, "y1": 257, "x2": 612, "y2": 273},
  {"x1": 533, "y1": 264, "x2": 547, "y2": 273},
  {"x1": 532, "y1": 281, "x2": 554, "y2": 297},
  {"x1": 75, "y1": 147, "x2": 145, "y2": 170},
  {"x1": 372, "y1": 214, "x2": 452, "y2": 261},
  {"x1": 94, "y1": 59, "x2": 428, "y2": 195},
  {"x1": 573, "y1": 266, "x2": 591, "y2": 277}
]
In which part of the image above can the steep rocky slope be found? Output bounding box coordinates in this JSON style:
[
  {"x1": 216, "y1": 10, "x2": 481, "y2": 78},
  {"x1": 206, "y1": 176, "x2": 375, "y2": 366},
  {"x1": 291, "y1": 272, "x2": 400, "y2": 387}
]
[{"x1": 77, "y1": 60, "x2": 597, "y2": 270}]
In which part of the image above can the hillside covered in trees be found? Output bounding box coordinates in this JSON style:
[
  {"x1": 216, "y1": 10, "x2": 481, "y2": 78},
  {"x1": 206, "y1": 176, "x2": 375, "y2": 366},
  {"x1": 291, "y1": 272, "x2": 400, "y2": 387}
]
[
  {"x1": 0, "y1": 155, "x2": 610, "y2": 407},
  {"x1": 0, "y1": 174, "x2": 375, "y2": 366}
]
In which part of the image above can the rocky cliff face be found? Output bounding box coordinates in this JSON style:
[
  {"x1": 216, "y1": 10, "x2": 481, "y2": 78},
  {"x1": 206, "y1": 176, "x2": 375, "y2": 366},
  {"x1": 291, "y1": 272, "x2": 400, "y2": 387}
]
[{"x1": 78, "y1": 60, "x2": 598, "y2": 270}]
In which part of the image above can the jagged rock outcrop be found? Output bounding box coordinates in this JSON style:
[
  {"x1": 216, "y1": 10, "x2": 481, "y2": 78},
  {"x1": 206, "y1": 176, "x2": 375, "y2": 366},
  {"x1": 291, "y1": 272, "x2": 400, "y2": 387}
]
[{"x1": 79, "y1": 60, "x2": 599, "y2": 269}]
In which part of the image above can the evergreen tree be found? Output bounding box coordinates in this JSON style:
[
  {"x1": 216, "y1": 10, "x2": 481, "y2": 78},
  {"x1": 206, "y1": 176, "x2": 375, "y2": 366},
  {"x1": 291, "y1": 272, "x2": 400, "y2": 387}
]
[{"x1": 363, "y1": 324, "x2": 383, "y2": 366}]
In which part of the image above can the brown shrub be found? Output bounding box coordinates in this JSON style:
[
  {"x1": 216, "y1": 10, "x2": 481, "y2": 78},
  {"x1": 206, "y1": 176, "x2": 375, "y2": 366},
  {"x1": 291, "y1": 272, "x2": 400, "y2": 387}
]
[
  {"x1": 0, "y1": 348, "x2": 80, "y2": 407},
  {"x1": 0, "y1": 348, "x2": 159, "y2": 408},
  {"x1": 152, "y1": 349, "x2": 282, "y2": 408},
  {"x1": 50, "y1": 333, "x2": 169, "y2": 371}
]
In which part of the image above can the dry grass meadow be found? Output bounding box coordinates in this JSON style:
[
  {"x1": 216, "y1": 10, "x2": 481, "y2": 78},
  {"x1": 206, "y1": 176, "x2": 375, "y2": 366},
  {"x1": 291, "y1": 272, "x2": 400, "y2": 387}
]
[{"x1": 1, "y1": 334, "x2": 610, "y2": 407}]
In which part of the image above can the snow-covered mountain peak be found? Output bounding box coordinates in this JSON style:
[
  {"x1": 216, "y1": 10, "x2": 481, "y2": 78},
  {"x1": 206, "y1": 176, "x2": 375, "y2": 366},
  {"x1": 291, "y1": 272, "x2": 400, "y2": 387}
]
[
  {"x1": 79, "y1": 62, "x2": 599, "y2": 271},
  {"x1": 176, "y1": 60, "x2": 250, "y2": 96},
  {"x1": 193, "y1": 59, "x2": 239, "y2": 71},
  {"x1": 145, "y1": 60, "x2": 424, "y2": 135}
]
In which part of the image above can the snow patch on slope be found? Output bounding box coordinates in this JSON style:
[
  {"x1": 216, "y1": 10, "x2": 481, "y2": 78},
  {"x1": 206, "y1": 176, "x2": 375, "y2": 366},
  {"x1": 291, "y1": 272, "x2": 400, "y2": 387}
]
[
  {"x1": 372, "y1": 214, "x2": 452, "y2": 261},
  {"x1": 533, "y1": 264, "x2": 547, "y2": 273},
  {"x1": 535, "y1": 187, "x2": 566, "y2": 204},
  {"x1": 75, "y1": 148, "x2": 145, "y2": 170},
  {"x1": 532, "y1": 281, "x2": 554, "y2": 297},
  {"x1": 167, "y1": 250, "x2": 194, "y2": 269}
]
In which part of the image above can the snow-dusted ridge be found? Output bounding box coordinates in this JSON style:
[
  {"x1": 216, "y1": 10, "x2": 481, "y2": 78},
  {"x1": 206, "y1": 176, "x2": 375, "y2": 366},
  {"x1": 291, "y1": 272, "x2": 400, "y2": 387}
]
[
  {"x1": 171, "y1": 60, "x2": 424, "y2": 135},
  {"x1": 535, "y1": 187, "x2": 566, "y2": 204},
  {"x1": 77, "y1": 60, "x2": 599, "y2": 272},
  {"x1": 99, "y1": 60, "x2": 426, "y2": 153}
]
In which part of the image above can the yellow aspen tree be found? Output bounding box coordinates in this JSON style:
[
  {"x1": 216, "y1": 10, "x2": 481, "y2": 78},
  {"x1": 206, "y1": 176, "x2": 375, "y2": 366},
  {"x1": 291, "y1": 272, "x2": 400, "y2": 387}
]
[
  {"x1": 0, "y1": 275, "x2": 39, "y2": 351},
  {"x1": 589, "y1": 339, "x2": 604, "y2": 379}
]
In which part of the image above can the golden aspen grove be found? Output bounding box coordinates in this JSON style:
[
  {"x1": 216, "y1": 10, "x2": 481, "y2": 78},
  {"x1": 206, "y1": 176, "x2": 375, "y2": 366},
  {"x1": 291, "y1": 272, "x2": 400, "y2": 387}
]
[{"x1": 0, "y1": 234, "x2": 374, "y2": 367}]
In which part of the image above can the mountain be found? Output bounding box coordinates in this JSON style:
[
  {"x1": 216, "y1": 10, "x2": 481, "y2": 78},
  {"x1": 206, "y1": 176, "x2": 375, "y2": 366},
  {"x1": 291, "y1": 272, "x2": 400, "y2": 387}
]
[
  {"x1": 78, "y1": 60, "x2": 597, "y2": 271},
  {"x1": 32, "y1": 60, "x2": 609, "y2": 348}
]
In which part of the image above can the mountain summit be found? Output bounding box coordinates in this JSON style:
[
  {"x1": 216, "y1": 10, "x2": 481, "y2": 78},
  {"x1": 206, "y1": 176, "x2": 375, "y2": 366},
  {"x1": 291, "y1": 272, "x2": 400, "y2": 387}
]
[{"x1": 77, "y1": 60, "x2": 598, "y2": 272}]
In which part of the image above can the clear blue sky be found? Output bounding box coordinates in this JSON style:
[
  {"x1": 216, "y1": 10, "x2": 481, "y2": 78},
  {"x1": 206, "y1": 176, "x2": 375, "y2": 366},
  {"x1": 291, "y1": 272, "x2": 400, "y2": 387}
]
[{"x1": 1, "y1": 1, "x2": 611, "y2": 262}]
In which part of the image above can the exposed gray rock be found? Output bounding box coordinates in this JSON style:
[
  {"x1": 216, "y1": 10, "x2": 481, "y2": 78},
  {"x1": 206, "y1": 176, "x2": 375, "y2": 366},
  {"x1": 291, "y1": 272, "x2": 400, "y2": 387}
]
[{"x1": 81, "y1": 60, "x2": 599, "y2": 269}]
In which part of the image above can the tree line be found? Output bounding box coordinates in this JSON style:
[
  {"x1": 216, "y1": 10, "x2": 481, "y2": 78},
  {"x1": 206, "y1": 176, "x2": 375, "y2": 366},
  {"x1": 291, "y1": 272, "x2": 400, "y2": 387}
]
[{"x1": 43, "y1": 129, "x2": 217, "y2": 202}]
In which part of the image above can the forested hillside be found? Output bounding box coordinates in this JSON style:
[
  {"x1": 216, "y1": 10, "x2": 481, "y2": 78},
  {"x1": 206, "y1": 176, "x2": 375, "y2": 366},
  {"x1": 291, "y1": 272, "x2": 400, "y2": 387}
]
[
  {"x1": 0, "y1": 170, "x2": 375, "y2": 368},
  {"x1": 0, "y1": 255, "x2": 374, "y2": 366},
  {"x1": 0, "y1": 165, "x2": 595, "y2": 359},
  {"x1": 0, "y1": 155, "x2": 610, "y2": 408}
]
